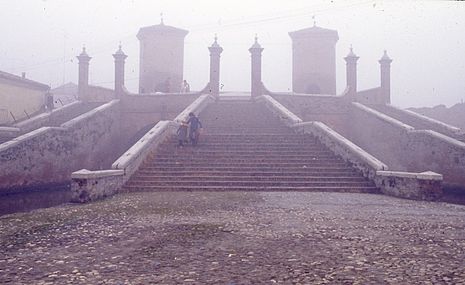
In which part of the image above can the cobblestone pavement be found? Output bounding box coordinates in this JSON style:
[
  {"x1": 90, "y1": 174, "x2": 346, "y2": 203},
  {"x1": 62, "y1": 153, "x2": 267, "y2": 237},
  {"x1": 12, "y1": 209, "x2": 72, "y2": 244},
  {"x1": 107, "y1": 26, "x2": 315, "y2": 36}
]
[{"x1": 1, "y1": 192, "x2": 464, "y2": 284}]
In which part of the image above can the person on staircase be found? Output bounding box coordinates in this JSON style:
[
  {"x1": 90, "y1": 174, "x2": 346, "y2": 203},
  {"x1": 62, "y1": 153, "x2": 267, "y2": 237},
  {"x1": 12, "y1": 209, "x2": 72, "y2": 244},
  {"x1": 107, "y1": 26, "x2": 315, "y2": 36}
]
[
  {"x1": 187, "y1": 112, "x2": 202, "y2": 146},
  {"x1": 176, "y1": 121, "x2": 188, "y2": 147}
]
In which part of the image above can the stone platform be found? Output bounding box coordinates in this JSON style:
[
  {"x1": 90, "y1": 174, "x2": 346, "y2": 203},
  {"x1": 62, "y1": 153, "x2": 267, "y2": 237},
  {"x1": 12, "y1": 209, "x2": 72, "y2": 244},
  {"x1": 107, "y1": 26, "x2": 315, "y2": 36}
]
[{"x1": 1, "y1": 191, "x2": 464, "y2": 284}]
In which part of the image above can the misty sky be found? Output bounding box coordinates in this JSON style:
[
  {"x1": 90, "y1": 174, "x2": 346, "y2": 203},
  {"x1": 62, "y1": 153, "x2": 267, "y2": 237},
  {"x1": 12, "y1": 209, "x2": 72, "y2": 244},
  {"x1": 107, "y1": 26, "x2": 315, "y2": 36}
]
[{"x1": 1, "y1": 0, "x2": 464, "y2": 108}]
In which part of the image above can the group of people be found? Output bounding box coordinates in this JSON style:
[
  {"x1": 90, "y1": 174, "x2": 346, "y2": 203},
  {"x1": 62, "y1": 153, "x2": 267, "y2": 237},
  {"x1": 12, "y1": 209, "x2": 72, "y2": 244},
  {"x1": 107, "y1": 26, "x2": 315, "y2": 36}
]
[{"x1": 176, "y1": 112, "x2": 202, "y2": 147}]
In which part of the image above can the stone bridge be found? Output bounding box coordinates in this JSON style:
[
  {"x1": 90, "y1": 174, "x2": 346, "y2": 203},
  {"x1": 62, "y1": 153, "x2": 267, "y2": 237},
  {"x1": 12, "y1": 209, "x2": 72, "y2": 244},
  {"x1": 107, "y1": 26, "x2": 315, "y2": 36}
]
[{"x1": 1, "y1": 22, "x2": 464, "y2": 215}]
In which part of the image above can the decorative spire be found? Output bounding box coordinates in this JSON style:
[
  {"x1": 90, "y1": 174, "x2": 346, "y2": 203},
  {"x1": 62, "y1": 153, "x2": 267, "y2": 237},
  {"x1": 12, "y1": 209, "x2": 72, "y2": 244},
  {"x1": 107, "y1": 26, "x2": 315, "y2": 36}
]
[
  {"x1": 114, "y1": 43, "x2": 127, "y2": 57},
  {"x1": 250, "y1": 34, "x2": 262, "y2": 49},
  {"x1": 379, "y1": 50, "x2": 392, "y2": 63},
  {"x1": 210, "y1": 34, "x2": 221, "y2": 48},
  {"x1": 160, "y1": 12, "x2": 164, "y2": 25},
  {"x1": 346, "y1": 44, "x2": 357, "y2": 57},
  {"x1": 312, "y1": 15, "x2": 316, "y2": 26}
]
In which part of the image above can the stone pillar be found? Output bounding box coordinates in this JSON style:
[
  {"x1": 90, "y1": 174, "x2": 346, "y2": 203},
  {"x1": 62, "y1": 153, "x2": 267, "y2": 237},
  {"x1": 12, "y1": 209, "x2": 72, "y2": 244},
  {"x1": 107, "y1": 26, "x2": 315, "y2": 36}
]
[
  {"x1": 208, "y1": 35, "x2": 223, "y2": 97},
  {"x1": 113, "y1": 45, "x2": 128, "y2": 98},
  {"x1": 379, "y1": 50, "x2": 393, "y2": 104},
  {"x1": 77, "y1": 47, "x2": 91, "y2": 101},
  {"x1": 344, "y1": 46, "x2": 359, "y2": 100},
  {"x1": 249, "y1": 36, "x2": 264, "y2": 98}
]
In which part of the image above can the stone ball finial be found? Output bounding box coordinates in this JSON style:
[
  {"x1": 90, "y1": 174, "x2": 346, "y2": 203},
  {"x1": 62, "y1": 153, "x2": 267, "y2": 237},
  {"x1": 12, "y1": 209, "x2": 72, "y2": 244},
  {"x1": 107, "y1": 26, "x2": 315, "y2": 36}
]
[
  {"x1": 114, "y1": 43, "x2": 127, "y2": 57},
  {"x1": 78, "y1": 45, "x2": 90, "y2": 58}
]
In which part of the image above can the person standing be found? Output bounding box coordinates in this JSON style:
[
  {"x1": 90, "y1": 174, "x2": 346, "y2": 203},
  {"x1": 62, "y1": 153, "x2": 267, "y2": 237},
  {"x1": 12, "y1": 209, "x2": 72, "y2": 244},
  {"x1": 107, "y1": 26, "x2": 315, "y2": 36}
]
[
  {"x1": 180, "y1": 79, "x2": 190, "y2": 93},
  {"x1": 187, "y1": 112, "x2": 202, "y2": 146}
]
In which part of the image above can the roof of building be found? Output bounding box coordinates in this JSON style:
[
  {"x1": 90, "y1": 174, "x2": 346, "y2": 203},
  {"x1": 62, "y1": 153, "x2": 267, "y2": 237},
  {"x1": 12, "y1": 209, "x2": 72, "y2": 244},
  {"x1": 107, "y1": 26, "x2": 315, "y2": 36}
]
[
  {"x1": 137, "y1": 22, "x2": 189, "y2": 39},
  {"x1": 289, "y1": 25, "x2": 339, "y2": 40},
  {"x1": 0, "y1": 70, "x2": 50, "y2": 91},
  {"x1": 51, "y1": 82, "x2": 78, "y2": 106}
]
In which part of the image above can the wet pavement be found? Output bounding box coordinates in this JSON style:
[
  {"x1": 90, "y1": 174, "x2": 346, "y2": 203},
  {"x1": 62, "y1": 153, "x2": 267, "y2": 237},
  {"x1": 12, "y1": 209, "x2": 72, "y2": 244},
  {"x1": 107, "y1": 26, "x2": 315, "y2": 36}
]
[{"x1": 0, "y1": 191, "x2": 464, "y2": 284}]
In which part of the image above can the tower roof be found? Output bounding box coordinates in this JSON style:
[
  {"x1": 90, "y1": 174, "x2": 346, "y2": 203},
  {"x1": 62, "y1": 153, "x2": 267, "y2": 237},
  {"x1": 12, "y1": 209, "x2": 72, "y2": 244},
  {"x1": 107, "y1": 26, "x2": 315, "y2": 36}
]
[
  {"x1": 137, "y1": 23, "x2": 189, "y2": 40},
  {"x1": 289, "y1": 25, "x2": 339, "y2": 41}
]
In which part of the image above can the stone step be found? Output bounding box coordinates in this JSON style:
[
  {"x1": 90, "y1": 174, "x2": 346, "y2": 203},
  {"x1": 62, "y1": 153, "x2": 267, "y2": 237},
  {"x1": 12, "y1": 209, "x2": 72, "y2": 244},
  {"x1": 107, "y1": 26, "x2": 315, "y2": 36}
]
[
  {"x1": 171, "y1": 132, "x2": 307, "y2": 137},
  {"x1": 140, "y1": 165, "x2": 354, "y2": 172},
  {"x1": 161, "y1": 143, "x2": 325, "y2": 148},
  {"x1": 150, "y1": 162, "x2": 349, "y2": 168},
  {"x1": 154, "y1": 151, "x2": 337, "y2": 156},
  {"x1": 152, "y1": 157, "x2": 341, "y2": 163},
  {"x1": 122, "y1": 185, "x2": 380, "y2": 193},
  {"x1": 151, "y1": 157, "x2": 344, "y2": 163},
  {"x1": 132, "y1": 175, "x2": 368, "y2": 182},
  {"x1": 159, "y1": 143, "x2": 326, "y2": 151},
  {"x1": 204, "y1": 128, "x2": 293, "y2": 134},
  {"x1": 126, "y1": 181, "x2": 375, "y2": 188},
  {"x1": 168, "y1": 138, "x2": 319, "y2": 143},
  {"x1": 135, "y1": 170, "x2": 360, "y2": 176}
]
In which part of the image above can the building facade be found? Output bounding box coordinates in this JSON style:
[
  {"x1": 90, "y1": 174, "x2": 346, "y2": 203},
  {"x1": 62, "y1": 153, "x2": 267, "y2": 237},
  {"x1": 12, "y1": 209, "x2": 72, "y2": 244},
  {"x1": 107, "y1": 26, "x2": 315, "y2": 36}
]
[
  {"x1": 289, "y1": 25, "x2": 339, "y2": 94},
  {"x1": 0, "y1": 71, "x2": 50, "y2": 124},
  {"x1": 137, "y1": 22, "x2": 188, "y2": 94}
]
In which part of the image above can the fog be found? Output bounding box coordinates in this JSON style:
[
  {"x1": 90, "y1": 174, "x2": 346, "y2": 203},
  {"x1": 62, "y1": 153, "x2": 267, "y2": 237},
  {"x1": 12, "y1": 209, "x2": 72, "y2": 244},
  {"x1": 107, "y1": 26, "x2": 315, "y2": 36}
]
[{"x1": 1, "y1": 0, "x2": 464, "y2": 108}]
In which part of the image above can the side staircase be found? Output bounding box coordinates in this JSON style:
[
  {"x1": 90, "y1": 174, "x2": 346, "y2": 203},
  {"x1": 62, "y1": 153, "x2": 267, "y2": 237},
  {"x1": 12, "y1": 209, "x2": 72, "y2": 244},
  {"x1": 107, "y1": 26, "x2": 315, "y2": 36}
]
[{"x1": 124, "y1": 99, "x2": 379, "y2": 193}]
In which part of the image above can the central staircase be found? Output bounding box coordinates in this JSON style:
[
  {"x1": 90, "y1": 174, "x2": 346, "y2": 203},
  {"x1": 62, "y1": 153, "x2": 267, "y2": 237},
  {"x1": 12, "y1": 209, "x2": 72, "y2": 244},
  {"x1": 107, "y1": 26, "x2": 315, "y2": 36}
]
[{"x1": 124, "y1": 98, "x2": 379, "y2": 193}]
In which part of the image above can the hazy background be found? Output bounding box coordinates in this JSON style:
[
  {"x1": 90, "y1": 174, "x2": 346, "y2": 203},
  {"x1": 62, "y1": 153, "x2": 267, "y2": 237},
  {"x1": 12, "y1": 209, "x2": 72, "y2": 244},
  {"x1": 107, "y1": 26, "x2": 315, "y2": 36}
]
[{"x1": 1, "y1": 0, "x2": 464, "y2": 108}]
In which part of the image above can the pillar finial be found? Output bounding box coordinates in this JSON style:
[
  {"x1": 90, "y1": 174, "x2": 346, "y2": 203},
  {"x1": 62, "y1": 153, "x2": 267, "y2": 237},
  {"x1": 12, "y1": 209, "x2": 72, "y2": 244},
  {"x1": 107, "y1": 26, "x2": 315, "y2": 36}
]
[
  {"x1": 379, "y1": 49, "x2": 392, "y2": 62},
  {"x1": 160, "y1": 12, "x2": 164, "y2": 25},
  {"x1": 214, "y1": 33, "x2": 218, "y2": 44},
  {"x1": 312, "y1": 15, "x2": 316, "y2": 26},
  {"x1": 254, "y1": 34, "x2": 258, "y2": 43}
]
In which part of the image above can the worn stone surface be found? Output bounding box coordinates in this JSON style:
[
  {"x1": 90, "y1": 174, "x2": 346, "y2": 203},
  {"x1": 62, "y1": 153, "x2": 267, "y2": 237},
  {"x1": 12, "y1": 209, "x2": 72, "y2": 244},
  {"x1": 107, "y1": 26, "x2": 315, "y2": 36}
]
[
  {"x1": 1, "y1": 191, "x2": 464, "y2": 284},
  {"x1": 0, "y1": 101, "x2": 122, "y2": 192},
  {"x1": 349, "y1": 103, "x2": 465, "y2": 188}
]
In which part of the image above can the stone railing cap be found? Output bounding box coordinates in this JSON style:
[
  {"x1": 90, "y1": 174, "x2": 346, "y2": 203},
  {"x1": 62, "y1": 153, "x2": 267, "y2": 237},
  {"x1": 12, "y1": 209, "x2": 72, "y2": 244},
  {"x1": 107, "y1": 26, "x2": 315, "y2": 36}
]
[
  {"x1": 71, "y1": 169, "x2": 124, "y2": 179},
  {"x1": 376, "y1": 170, "x2": 443, "y2": 181}
]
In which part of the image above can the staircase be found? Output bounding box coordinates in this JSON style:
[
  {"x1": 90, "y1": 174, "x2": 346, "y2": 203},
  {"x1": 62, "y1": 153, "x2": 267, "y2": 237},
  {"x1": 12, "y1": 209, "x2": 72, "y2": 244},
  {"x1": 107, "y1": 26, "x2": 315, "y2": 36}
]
[{"x1": 124, "y1": 98, "x2": 379, "y2": 193}]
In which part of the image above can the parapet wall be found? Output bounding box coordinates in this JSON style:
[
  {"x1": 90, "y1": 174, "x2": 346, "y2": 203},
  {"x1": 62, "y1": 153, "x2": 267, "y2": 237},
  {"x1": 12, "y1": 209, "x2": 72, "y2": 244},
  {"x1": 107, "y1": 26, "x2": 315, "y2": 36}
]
[
  {"x1": 369, "y1": 104, "x2": 464, "y2": 139},
  {"x1": 0, "y1": 100, "x2": 121, "y2": 193},
  {"x1": 13, "y1": 101, "x2": 102, "y2": 134},
  {"x1": 349, "y1": 102, "x2": 465, "y2": 188}
]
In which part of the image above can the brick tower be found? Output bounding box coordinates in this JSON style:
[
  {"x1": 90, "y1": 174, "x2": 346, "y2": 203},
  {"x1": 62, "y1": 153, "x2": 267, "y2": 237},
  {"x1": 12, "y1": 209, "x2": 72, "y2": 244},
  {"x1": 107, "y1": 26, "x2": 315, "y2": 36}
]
[
  {"x1": 137, "y1": 20, "x2": 188, "y2": 93},
  {"x1": 289, "y1": 24, "x2": 339, "y2": 94}
]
